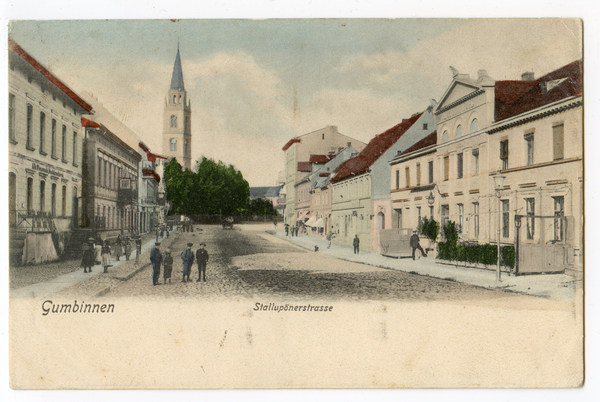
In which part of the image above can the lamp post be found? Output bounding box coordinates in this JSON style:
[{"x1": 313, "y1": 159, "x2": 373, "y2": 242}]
[{"x1": 493, "y1": 173, "x2": 506, "y2": 282}]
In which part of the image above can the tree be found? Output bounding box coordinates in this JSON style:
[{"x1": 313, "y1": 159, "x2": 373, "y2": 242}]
[
  {"x1": 247, "y1": 198, "x2": 278, "y2": 216},
  {"x1": 164, "y1": 157, "x2": 250, "y2": 216}
]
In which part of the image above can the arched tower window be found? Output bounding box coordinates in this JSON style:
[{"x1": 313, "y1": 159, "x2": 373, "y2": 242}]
[
  {"x1": 173, "y1": 95, "x2": 176, "y2": 104},
  {"x1": 169, "y1": 138, "x2": 177, "y2": 152},
  {"x1": 456, "y1": 125, "x2": 463, "y2": 138},
  {"x1": 442, "y1": 130, "x2": 449, "y2": 143},
  {"x1": 170, "y1": 115, "x2": 177, "y2": 128},
  {"x1": 178, "y1": 95, "x2": 182, "y2": 104},
  {"x1": 470, "y1": 119, "x2": 479, "y2": 133}
]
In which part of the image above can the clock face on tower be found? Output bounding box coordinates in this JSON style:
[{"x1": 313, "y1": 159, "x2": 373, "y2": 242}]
[{"x1": 163, "y1": 45, "x2": 191, "y2": 170}]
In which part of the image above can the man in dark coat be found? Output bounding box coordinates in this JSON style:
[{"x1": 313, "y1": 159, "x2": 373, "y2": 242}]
[
  {"x1": 163, "y1": 249, "x2": 173, "y2": 284},
  {"x1": 410, "y1": 230, "x2": 427, "y2": 260},
  {"x1": 353, "y1": 234, "x2": 360, "y2": 254},
  {"x1": 150, "y1": 242, "x2": 162, "y2": 286},
  {"x1": 181, "y1": 243, "x2": 194, "y2": 282},
  {"x1": 195, "y1": 243, "x2": 209, "y2": 282}
]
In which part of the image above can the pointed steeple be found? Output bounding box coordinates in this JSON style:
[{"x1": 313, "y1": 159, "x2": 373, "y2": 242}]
[{"x1": 170, "y1": 44, "x2": 185, "y2": 91}]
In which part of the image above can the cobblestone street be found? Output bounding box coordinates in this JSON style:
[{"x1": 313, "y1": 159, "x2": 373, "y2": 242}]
[{"x1": 106, "y1": 225, "x2": 543, "y2": 303}]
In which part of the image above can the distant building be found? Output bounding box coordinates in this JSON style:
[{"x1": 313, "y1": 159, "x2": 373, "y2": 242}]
[
  {"x1": 9, "y1": 39, "x2": 93, "y2": 265},
  {"x1": 138, "y1": 142, "x2": 167, "y2": 233},
  {"x1": 282, "y1": 126, "x2": 366, "y2": 228},
  {"x1": 331, "y1": 109, "x2": 436, "y2": 251},
  {"x1": 249, "y1": 185, "x2": 285, "y2": 213},
  {"x1": 162, "y1": 45, "x2": 192, "y2": 170}
]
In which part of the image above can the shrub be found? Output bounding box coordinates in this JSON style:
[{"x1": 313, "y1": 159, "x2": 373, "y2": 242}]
[{"x1": 420, "y1": 218, "x2": 439, "y2": 242}]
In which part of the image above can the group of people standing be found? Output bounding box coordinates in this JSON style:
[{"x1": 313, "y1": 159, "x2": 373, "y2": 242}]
[
  {"x1": 80, "y1": 234, "x2": 144, "y2": 274},
  {"x1": 150, "y1": 241, "x2": 209, "y2": 285},
  {"x1": 285, "y1": 224, "x2": 301, "y2": 237}
]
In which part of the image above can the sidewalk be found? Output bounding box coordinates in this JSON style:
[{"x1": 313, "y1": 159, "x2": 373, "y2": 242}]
[
  {"x1": 269, "y1": 230, "x2": 579, "y2": 301},
  {"x1": 11, "y1": 229, "x2": 178, "y2": 299}
]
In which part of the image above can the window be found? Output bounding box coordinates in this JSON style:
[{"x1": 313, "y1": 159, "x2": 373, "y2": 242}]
[
  {"x1": 456, "y1": 125, "x2": 463, "y2": 138},
  {"x1": 500, "y1": 139, "x2": 509, "y2": 170},
  {"x1": 62, "y1": 185, "x2": 67, "y2": 217},
  {"x1": 322, "y1": 133, "x2": 324, "y2": 140},
  {"x1": 444, "y1": 155, "x2": 449, "y2": 181},
  {"x1": 423, "y1": 123, "x2": 428, "y2": 130},
  {"x1": 525, "y1": 133, "x2": 534, "y2": 165},
  {"x1": 470, "y1": 119, "x2": 479, "y2": 133},
  {"x1": 26, "y1": 104, "x2": 33, "y2": 149},
  {"x1": 502, "y1": 200, "x2": 509, "y2": 238},
  {"x1": 9, "y1": 94, "x2": 16, "y2": 142},
  {"x1": 523, "y1": 198, "x2": 536, "y2": 240},
  {"x1": 395, "y1": 170, "x2": 399, "y2": 190},
  {"x1": 170, "y1": 115, "x2": 177, "y2": 128},
  {"x1": 51, "y1": 119, "x2": 57, "y2": 158},
  {"x1": 472, "y1": 148, "x2": 479, "y2": 175},
  {"x1": 169, "y1": 138, "x2": 177, "y2": 152},
  {"x1": 104, "y1": 160, "x2": 107, "y2": 187},
  {"x1": 109, "y1": 164, "x2": 112, "y2": 189},
  {"x1": 429, "y1": 205, "x2": 433, "y2": 219},
  {"x1": 442, "y1": 130, "x2": 449, "y2": 143},
  {"x1": 441, "y1": 204, "x2": 449, "y2": 229},
  {"x1": 416, "y1": 163, "x2": 421, "y2": 186},
  {"x1": 39, "y1": 112, "x2": 46, "y2": 154},
  {"x1": 428, "y1": 161, "x2": 434, "y2": 184},
  {"x1": 173, "y1": 95, "x2": 176, "y2": 104},
  {"x1": 457, "y1": 203, "x2": 464, "y2": 234},
  {"x1": 72, "y1": 131, "x2": 77, "y2": 165},
  {"x1": 553, "y1": 123, "x2": 564, "y2": 160},
  {"x1": 553, "y1": 196, "x2": 565, "y2": 241},
  {"x1": 417, "y1": 207, "x2": 422, "y2": 228},
  {"x1": 98, "y1": 157, "x2": 102, "y2": 183},
  {"x1": 405, "y1": 167, "x2": 410, "y2": 188},
  {"x1": 51, "y1": 183, "x2": 56, "y2": 216},
  {"x1": 62, "y1": 125, "x2": 67, "y2": 161},
  {"x1": 457, "y1": 152, "x2": 463, "y2": 179},
  {"x1": 27, "y1": 177, "x2": 33, "y2": 214},
  {"x1": 473, "y1": 202, "x2": 479, "y2": 238},
  {"x1": 40, "y1": 181, "x2": 46, "y2": 212}
]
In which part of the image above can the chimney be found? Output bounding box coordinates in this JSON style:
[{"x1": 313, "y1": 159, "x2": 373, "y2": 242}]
[{"x1": 521, "y1": 72, "x2": 535, "y2": 81}]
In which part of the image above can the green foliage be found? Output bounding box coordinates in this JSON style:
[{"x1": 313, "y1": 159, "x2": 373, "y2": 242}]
[
  {"x1": 420, "y1": 218, "x2": 439, "y2": 242},
  {"x1": 437, "y1": 220, "x2": 514, "y2": 268},
  {"x1": 247, "y1": 198, "x2": 278, "y2": 216},
  {"x1": 164, "y1": 157, "x2": 250, "y2": 216}
]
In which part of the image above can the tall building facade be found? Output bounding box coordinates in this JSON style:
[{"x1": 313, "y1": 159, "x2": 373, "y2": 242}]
[{"x1": 162, "y1": 45, "x2": 192, "y2": 170}]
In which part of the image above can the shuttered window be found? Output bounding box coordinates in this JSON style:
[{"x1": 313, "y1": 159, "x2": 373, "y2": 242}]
[{"x1": 553, "y1": 123, "x2": 564, "y2": 160}]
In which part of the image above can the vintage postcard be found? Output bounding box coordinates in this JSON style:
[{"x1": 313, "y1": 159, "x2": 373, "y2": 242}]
[{"x1": 6, "y1": 17, "x2": 584, "y2": 390}]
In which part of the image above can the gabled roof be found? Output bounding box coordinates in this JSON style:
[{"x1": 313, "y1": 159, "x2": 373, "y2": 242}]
[
  {"x1": 399, "y1": 131, "x2": 437, "y2": 156},
  {"x1": 249, "y1": 185, "x2": 283, "y2": 199},
  {"x1": 495, "y1": 60, "x2": 582, "y2": 122},
  {"x1": 332, "y1": 112, "x2": 423, "y2": 183},
  {"x1": 297, "y1": 162, "x2": 312, "y2": 172},
  {"x1": 81, "y1": 117, "x2": 142, "y2": 160},
  {"x1": 9, "y1": 39, "x2": 93, "y2": 113},
  {"x1": 310, "y1": 154, "x2": 335, "y2": 164},
  {"x1": 282, "y1": 137, "x2": 301, "y2": 151},
  {"x1": 170, "y1": 45, "x2": 185, "y2": 91}
]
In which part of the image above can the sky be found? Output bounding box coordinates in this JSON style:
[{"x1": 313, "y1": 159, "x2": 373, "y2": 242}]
[{"x1": 7, "y1": 18, "x2": 582, "y2": 186}]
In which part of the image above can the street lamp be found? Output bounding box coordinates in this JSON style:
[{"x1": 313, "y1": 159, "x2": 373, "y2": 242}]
[{"x1": 493, "y1": 173, "x2": 506, "y2": 282}]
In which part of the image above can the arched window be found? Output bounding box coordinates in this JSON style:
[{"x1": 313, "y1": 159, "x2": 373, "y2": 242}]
[
  {"x1": 170, "y1": 115, "x2": 177, "y2": 128},
  {"x1": 470, "y1": 119, "x2": 479, "y2": 133},
  {"x1": 40, "y1": 181, "x2": 46, "y2": 212},
  {"x1": 169, "y1": 138, "x2": 177, "y2": 152},
  {"x1": 456, "y1": 125, "x2": 463, "y2": 138},
  {"x1": 178, "y1": 95, "x2": 182, "y2": 104},
  {"x1": 173, "y1": 95, "x2": 176, "y2": 104},
  {"x1": 377, "y1": 212, "x2": 385, "y2": 230},
  {"x1": 442, "y1": 130, "x2": 449, "y2": 143}
]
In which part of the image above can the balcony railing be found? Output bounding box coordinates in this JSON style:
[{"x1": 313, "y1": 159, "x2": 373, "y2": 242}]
[{"x1": 15, "y1": 210, "x2": 57, "y2": 233}]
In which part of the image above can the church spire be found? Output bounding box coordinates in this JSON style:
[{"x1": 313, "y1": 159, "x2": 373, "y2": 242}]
[{"x1": 170, "y1": 45, "x2": 185, "y2": 91}]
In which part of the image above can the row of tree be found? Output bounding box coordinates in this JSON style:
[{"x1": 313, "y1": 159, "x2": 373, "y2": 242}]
[{"x1": 164, "y1": 157, "x2": 278, "y2": 217}]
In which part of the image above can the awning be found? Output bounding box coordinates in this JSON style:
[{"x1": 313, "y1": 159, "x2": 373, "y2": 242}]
[
  {"x1": 314, "y1": 218, "x2": 324, "y2": 228},
  {"x1": 305, "y1": 216, "x2": 317, "y2": 227}
]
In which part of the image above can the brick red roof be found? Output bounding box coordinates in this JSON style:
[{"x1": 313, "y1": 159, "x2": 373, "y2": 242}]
[
  {"x1": 282, "y1": 137, "x2": 301, "y2": 151},
  {"x1": 139, "y1": 142, "x2": 167, "y2": 163},
  {"x1": 495, "y1": 60, "x2": 582, "y2": 122},
  {"x1": 81, "y1": 117, "x2": 100, "y2": 128},
  {"x1": 400, "y1": 131, "x2": 437, "y2": 156},
  {"x1": 332, "y1": 112, "x2": 423, "y2": 183},
  {"x1": 82, "y1": 117, "x2": 142, "y2": 160},
  {"x1": 9, "y1": 39, "x2": 93, "y2": 113},
  {"x1": 310, "y1": 154, "x2": 335, "y2": 164},
  {"x1": 319, "y1": 173, "x2": 330, "y2": 177},
  {"x1": 297, "y1": 162, "x2": 312, "y2": 172}
]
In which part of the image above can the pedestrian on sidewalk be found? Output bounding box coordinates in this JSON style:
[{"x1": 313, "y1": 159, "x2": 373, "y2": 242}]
[
  {"x1": 353, "y1": 234, "x2": 360, "y2": 254},
  {"x1": 181, "y1": 243, "x2": 194, "y2": 282},
  {"x1": 124, "y1": 237, "x2": 132, "y2": 261},
  {"x1": 81, "y1": 239, "x2": 95, "y2": 273},
  {"x1": 135, "y1": 236, "x2": 142, "y2": 263},
  {"x1": 114, "y1": 235, "x2": 123, "y2": 261},
  {"x1": 285, "y1": 224, "x2": 289, "y2": 236},
  {"x1": 410, "y1": 230, "x2": 427, "y2": 260},
  {"x1": 150, "y1": 242, "x2": 162, "y2": 286},
  {"x1": 163, "y1": 249, "x2": 173, "y2": 284},
  {"x1": 101, "y1": 240, "x2": 112, "y2": 273},
  {"x1": 94, "y1": 238, "x2": 102, "y2": 267},
  {"x1": 195, "y1": 242, "x2": 209, "y2": 282}
]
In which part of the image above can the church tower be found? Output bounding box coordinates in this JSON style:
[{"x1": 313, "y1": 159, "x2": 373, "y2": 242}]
[{"x1": 163, "y1": 45, "x2": 192, "y2": 170}]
